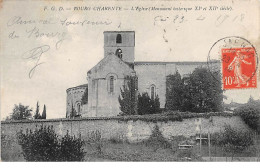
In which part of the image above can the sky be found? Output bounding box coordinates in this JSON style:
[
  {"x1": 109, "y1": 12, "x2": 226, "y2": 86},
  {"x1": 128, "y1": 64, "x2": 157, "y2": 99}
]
[{"x1": 0, "y1": 0, "x2": 259, "y2": 120}]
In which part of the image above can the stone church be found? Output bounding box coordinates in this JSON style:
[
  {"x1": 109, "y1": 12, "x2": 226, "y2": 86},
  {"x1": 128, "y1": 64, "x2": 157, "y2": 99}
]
[{"x1": 66, "y1": 31, "x2": 214, "y2": 118}]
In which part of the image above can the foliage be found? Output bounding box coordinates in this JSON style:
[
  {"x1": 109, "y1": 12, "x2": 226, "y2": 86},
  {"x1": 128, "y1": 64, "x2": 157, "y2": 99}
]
[
  {"x1": 166, "y1": 71, "x2": 183, "y2": 111},
  {"x1": 165, "y1": 68, "x2": 223, "y2": 113},
  {"x1": 137, "y1": 92, "x2": 161, "y2": 115},
  {"x1": 59, "y1": 131, "x2": 85, "y2": 161},
  {"x1": 150, "y1": 95, "x2": 161, "y2": 114},
  {"x1": 247, "y1": 95, "x2": 255, "y2": 104},
  {"x1": 116, "y1": 111, "x2": 235, "y2": 123},
  {"x1": 41, "y1": 104, "x2": 46, "y2": 119},
  {"x1": 10, "y1": 103, "x2": 32, "y2": 120},
  {"x1": 144, "y1": 125, "x2": 171, "y2": 151},
  {"x1": 34, "y1": 101, "x2": 41, "y2": 119},
  {"x1": 81, "y1": 85, "x2": 88, "y2": 105},
  {"x1": 212, "y1": 125, "x2": 254, "y2": 158},
  {"x1": 137, "y1": 93, "x2": 151, "y2": 115},
  {"x1": 186, "y1": 68, "x2": 223, "y2": 112},
  {"x1": 86, "y1": 130, "x2": 103, "y2": 154},
  {"x1": 70, "y1": 103, "x2": 77, "y2": 118},
  {"x1": 17, "y1": 125, "x2": 85, "y2": 161},
  {"x1": 109, "y1": 132, "x2": 125, "y2": 144},
  {"x1": 118, "y1": 75, "x2": 138, "y2": 115},
  {"x1": 235, "y1": 100, "x2": 260, "y2": 132}
]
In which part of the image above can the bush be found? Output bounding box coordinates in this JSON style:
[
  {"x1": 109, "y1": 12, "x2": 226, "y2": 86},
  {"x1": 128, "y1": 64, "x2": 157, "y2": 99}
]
[
  {"x1": 235, "y1": 103, "x2": 260, "y2": 132},
  {"x1": 137, "y1": 93, "x2": 161, "y2": 115},
  {"x1": 59, "y1": 131, "x2": 85, "y2": 161},
  {"x1": 212, "y1": 125, "x2": 254, "y2": 158},
  {"x1": 86, "y1": 130, "x2": 103, "y2": 154},
  {"x1": 109, "y1": 132, "x2": 124, "y2": 144},
  {"x1": 17, "y1": 125, "x2": 85, "y2": 161},
  {"x1": 144, "y1": 125, "x2": 171, "y2": 151}
]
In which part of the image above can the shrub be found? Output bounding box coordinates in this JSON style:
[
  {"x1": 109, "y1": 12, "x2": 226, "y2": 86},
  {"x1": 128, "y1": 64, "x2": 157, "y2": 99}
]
[
  {"x1": 17, "y1": 125, "x2": 85, "y2": 161},
  {"x1": 59, "y1": 131, "x2": 85, "y2": 161},
  {"x1": 144, "y1": 125, "x2": 171, "y2": 151},
  {"x1": 137, "y1": 93, "x2": 161, "y2": 115},
  {"x1": 109, "y1": 132, "x2": 124, "y2": 144},
  {"x1": 235, "y1": 103, "x2": 260, "y2": 132},
  {"x1": 86, "y1": 130, "x2": 103, "y2": 154},
  {"x1": 213, "y1": 125, "x2": 254, "y2": 158}
]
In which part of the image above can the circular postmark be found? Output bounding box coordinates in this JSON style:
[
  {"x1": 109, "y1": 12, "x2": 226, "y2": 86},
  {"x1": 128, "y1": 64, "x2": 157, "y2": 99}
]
[{"x1": 207, "y1": 36, "x2": 258, "y2": 89}]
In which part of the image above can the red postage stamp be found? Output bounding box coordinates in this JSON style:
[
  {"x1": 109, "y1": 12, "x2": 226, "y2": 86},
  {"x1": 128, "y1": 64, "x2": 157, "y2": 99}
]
[{"x1": 221, "y1": 47, "x2": 257, "y2": 89}]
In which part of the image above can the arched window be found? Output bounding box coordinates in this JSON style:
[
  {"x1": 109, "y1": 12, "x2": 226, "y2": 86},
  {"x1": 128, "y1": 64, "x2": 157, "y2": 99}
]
[
  {"x1": 150, "y1": 85, "x2": 156, "y2": 100},
  {"x1": 109, "y1": 76, "x2": 114, "y2": 93},
  {"x1": 115, "y1": 48, "x2": 123, "y2": 59},
  {"x1": 116, "y1": 34, "x2": 122, "y2": 43}
]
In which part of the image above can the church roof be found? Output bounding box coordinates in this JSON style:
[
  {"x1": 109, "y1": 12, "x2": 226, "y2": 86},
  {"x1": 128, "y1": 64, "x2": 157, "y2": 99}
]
[
  {"x1": 66, "y1": 84, "x2": 88, "y2": 92},
  {"x1": 134, "y1": 61, "x2": 217, "y2": 65},
  {"x1": 87, "y1": 54, "x2": 135, "y2": 78},
  {"x1": 76, "y1": 84, "x2": 88, "y2": 87}
]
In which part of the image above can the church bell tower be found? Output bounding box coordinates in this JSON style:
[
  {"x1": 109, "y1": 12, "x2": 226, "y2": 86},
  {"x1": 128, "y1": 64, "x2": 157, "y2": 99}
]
[{"x1": 104, "y1": 31, "x2": 135, "y2": 63}]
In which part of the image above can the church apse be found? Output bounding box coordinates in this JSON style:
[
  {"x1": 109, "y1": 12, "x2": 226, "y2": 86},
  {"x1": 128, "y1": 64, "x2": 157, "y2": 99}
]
[{"x1": 66, "y1": 84, "x2": 88, "y2": 118}]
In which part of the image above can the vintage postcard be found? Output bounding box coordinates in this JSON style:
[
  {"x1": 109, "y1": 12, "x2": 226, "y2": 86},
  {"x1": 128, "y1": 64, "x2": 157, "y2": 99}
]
[{"x1": 0, "y1": 0, "x2": 260, "y2": 162}]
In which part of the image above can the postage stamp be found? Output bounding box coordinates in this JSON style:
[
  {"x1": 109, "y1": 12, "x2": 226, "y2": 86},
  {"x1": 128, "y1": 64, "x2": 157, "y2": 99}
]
[
  {"x1": 207, "y1": 36, "x2": 258, "y2": 90},
  {"x1": 221, "y1": 47, "x2": 257, "y2": 89}
]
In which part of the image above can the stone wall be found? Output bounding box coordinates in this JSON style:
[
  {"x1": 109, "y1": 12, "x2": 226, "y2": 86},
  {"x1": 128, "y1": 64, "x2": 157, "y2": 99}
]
[{"x1": 1, "y1": 115, "x2": 250, "y2": 161}]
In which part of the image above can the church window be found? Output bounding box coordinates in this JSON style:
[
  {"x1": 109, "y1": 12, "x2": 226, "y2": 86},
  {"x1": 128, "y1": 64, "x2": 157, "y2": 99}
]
[
  {"x1": 150, "y1": 85, "x2": 156, "y2": 100},
  {"x1": 109, "y1": 76, "x2": 114, "y2": 93},
  {"x1": 115, "y1": 48, "x2": 123, "y2": 59},
  {"x1": 116, "y1": 34, "x2": 122, "y2": 43}
]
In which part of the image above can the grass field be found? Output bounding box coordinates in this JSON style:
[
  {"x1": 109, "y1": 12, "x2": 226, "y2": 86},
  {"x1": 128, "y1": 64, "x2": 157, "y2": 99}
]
[
  {"x1": 82, "y1": 135, "x2": 260, "y2": 162},
  {"x1": 2, "y1": 133, "x2": 259, "y2": 162},
  {"x1": 2, "y1": 138, "x2": 259, "y2": 162}
]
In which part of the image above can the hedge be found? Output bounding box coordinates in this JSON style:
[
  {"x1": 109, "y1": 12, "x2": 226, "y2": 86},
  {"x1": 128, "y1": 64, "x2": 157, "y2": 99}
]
[{"x1": 235, "y1": 104, "x2": 260, "y2": 133}]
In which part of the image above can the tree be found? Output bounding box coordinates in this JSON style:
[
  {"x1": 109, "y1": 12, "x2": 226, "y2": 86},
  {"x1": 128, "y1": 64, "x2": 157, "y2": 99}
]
[
  {"x1": 118, "y1": 75, "x2": 138, "y2": 115},
  {"x1": 81, "y1": 85, "x2": 88, "y2": 105},
  {"x1": 248, "y1": 95, "x2": 254, "y2": 104},
  {"x1": 165, "y1": 71, "x2": 183, "y2": 111},
  {"x1": 180, "y1": 76, "x2": 193, "y2": 112},
  {"x1": 42, "y1": 104, "x2": 46, "y2": 119},
  {"x1": 186, "y1": 68, "x2": 223, "y2": 112},
  {"x1": 10, "y1": 103, "x2": 32, "y2": 120},
  {"x1": 150, "y1": 95, "x2": 161, "y2": 114},
  {"x1": 70, "y1": 103, "x2": 76, "y2": 118},
  {"x1": 137, "y1": 92, "x2": 161, "y2": 115},
  {"x1": 34, "y1": 101, "x2": 41, "y2": 119},
  {"x1": 137, "y1": 92, "x2": 151, "y2": 115}
]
